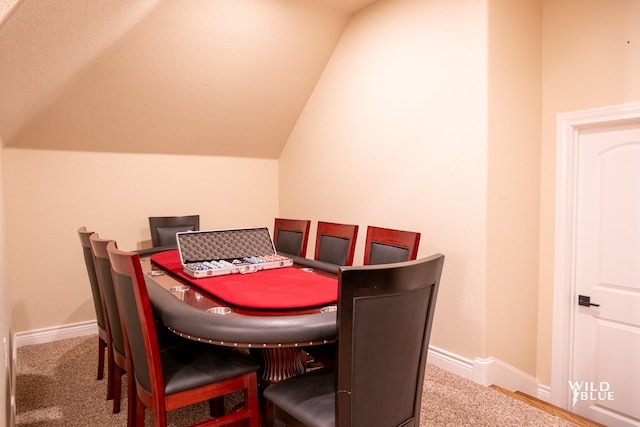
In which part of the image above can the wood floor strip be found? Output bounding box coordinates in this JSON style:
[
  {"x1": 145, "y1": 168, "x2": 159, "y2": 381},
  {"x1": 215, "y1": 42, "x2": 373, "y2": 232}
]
[{"x1": 489, "y1": 385, "x2": 607, "y2": 427}]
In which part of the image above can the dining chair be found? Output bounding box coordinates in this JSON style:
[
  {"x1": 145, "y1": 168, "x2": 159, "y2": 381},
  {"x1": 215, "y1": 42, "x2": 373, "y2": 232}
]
[
  {"x1": 263, "y1": 254, "x2": 445, "y2": 427},
  {"x1": 89, "y1": 234, "x2": 131, "y2": 418},
  {"x1": 148, "y1": 215, "x2": 200, "y2": 247},
  {"x1": 77, "y1": 227, "x2": 112, "y2": 397},
  {"x1": 107, "y1": 241, "x2": 261, "y2": 427},
  {"x1": 273, "y1": 218, "x2": 311, "y2": 257},
  {"x1": 303, "y1": 221, "x2": 358, "y2": 370},
  {"x1": 363, "y1": 225, "x2": 421, "y2": 265},
  {"x1": 314, "y1": 221, "x2": 359, "y2": 267}
]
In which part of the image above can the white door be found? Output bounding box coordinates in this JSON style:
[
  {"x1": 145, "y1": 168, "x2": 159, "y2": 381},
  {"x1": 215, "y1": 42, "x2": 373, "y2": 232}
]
[{"x1": 570, "y1": 121, "x2": 640, "y2": 426}]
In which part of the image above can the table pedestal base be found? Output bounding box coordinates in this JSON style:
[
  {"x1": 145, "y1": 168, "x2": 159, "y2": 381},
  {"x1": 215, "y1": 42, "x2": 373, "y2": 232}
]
[{"x1": 258, "y1": 348, "x2": 305, "y2": 383}]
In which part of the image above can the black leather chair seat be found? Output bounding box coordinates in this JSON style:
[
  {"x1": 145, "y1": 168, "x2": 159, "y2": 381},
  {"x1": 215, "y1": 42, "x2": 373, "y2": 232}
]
[
  {"x1": 161, "y1": 341, "x2": 259, "y2": 396},
  {"x1": 263, "y1": 369, "x2": 335, "y2": 427}
]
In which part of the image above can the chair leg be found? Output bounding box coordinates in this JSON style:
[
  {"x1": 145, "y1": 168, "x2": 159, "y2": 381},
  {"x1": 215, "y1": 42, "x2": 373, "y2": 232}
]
[
  {"x1": 127, "y1": 371, "x2": 136, "y2": 427},
  {"x1": 106, "y1": 345, "x2": 115, "y2": 401},
  {"x1": 153, "y1": 408, "x2": 168, "y2": 427},
  {"x1": 97, "y1": 336, "x2": 106, "y2": 381},
  {"x1": 209, "y1": 396, "x2": 225, "y2": 417},
  {"x1": 264, "y1": 398, "x2": 275, "y2": 427},
  {"x1": 135, "y1": 394, "x2": 145, "y2": 427},
  {"x1": 111, "y1": 364, "x2": 122, "y2": 414},
  {"x1": 247, "y1": 374, "x2": 260, "y2": 427}
]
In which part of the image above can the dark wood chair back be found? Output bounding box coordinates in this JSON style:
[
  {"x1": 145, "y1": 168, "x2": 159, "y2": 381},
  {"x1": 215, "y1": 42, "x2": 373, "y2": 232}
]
[
  {"x1": 363, "y1": 225, "x2": 421, "y2": 265},
  {"x1": 273, "y1": 218, "x2": 311, "y2": 257},
  {"x1": 107, "y1": 241, "x2": 260, "y2": 427},
  {"x1": 90, "y1": 235, "x2": 125, "y2": 361},
  {"x1": 264, "y1": 254, "x2": 445, "y2": 427},
  {"x1": 107, "y1": 242, "x2": 158, "y2": 402},
  {"x1": 314, "y1": 221, "x2": 359, "y2": 266},
  {"x1": 336, "y1": 254, "x2": 443, "y2": 426},
  {"x1": 77, "y1": 226, "x2": 110, "y2": 383},
  {"x1": 90, "y1": 235, "x2": 130, "y2": 416},
  {"x1": 149, "y1": 215, "x2": 200, "y2": 247}
]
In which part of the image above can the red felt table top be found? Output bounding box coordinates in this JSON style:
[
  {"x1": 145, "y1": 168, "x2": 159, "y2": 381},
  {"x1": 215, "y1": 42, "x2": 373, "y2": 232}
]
[{"x1": 150, "y1": 250, "x2": 338, "y2": 310}]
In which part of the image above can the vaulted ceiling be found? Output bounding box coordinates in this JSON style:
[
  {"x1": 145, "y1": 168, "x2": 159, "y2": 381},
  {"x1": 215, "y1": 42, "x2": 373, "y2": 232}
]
[{"x1": 0, "y1": 0, "x2": 379, "y2": 158}]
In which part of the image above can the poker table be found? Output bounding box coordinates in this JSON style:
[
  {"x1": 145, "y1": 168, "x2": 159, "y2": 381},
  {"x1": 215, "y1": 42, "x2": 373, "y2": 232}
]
[{"x1": 140, "y1": 249, "x2": 338, "y2": 382}]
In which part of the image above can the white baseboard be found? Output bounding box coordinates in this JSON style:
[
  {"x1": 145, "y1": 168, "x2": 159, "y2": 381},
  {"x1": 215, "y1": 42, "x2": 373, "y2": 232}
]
[
  {"x1": 428, "y1": 346, "x2": 552, "y2": 403},
  {"x1": 427, "y1": 345, "x2": 474, "y2": 380},
  {"x1": 473, "y1": 356, "x2": 538, "y2": 391},
  {"x1": 472, "y1": 356, "x2": 553, "y2": 402},
  {"x1": 13, "y1": 322, "x2": 554, "y2": 403},
  {"x1": 537, "y1": 383, "x2": 552, "y2": 402},
  {"x1": 13, "y1": 320, "x2": 97, "y2": 348}
]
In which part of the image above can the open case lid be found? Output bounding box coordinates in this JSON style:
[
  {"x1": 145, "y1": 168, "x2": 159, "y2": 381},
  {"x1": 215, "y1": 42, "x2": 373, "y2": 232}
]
[{"x1": 176, "y1": 226, "x2": 277, "y2": 264}]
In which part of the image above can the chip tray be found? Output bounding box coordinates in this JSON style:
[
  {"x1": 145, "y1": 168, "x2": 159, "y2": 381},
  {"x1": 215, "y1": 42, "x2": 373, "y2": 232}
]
[{"x1": 176, "y1": 227, "x2": 293, "y2": 278}]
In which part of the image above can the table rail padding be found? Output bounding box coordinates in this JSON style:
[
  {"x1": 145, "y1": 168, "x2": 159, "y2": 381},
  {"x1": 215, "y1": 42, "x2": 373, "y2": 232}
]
[{"x1": 145, "y1": 280, "x2": 337, "y2": 346}]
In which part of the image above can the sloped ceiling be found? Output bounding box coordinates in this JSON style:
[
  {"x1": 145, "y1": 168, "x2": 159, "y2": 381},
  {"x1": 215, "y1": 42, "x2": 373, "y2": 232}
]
[{"x1": 0, "y1": 0, "x2": 378, "y2": 158}]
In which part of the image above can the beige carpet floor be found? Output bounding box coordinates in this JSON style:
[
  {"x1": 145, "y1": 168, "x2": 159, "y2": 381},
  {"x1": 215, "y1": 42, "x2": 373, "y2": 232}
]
[{"x1": 15, "y1": 335, "x2": 577, "y2": 426}]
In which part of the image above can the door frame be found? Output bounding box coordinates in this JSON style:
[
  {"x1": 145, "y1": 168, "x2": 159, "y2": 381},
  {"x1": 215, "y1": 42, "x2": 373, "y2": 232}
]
[{"x1": 551, "y1": 101, "x2": 640, "y2": 408}]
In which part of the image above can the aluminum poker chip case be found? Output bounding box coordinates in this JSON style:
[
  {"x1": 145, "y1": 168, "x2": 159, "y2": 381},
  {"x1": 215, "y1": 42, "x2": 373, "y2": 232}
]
[{"x1": 176, "y1": 227, "x2": 293, "y2": 278}]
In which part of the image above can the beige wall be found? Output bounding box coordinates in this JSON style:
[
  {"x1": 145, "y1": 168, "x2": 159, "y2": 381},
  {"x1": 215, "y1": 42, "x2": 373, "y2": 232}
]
[
  {"x1": 279, "y1": 0, "x2": 489, "y2": 360},
  {"x1": 5, "y1": 149, "x2": 279, "y2": 332},
  {"x1": 0, "y1": 145, "x2": 14, "y2": 427},
  {"x1": 486, "y1": 0, "x2": 542, "y2": 376},
  {"x1": 537, "y1": 0, "x2": 640, "y2": 384}
]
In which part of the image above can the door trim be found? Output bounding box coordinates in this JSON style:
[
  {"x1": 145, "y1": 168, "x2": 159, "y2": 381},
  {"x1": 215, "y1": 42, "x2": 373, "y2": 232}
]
[{"x1": 551, "y1": 101, "x2": 640, "y2": 408}]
